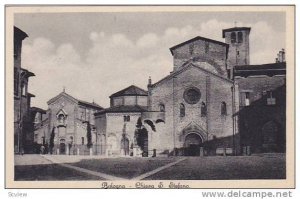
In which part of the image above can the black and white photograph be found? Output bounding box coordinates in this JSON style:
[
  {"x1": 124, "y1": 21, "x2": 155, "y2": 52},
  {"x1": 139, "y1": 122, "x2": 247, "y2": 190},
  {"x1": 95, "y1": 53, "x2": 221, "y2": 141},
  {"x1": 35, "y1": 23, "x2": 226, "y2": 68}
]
[{"x1": 6, "y1": 5, "x2": 295, "y2": 189}]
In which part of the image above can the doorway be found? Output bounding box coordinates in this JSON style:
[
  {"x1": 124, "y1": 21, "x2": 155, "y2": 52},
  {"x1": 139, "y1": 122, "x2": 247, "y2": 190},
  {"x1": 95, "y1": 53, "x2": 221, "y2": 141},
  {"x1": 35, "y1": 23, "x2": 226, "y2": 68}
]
[
  {"x1": 184, "y1": 133, "x2": 202, "y2": 156},
  {"x1": 59, "y1": 139, "x2": 66, "y2": 155}
]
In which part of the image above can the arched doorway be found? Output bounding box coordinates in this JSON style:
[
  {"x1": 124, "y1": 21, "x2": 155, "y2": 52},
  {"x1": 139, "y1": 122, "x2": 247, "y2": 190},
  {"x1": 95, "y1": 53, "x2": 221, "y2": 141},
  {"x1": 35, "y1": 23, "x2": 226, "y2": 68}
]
[
  {"x1": 59, "y1": 139, "x2": 66, "y2": 155},
  {"x1": 184, "y1": 133, "x2": 203, "y2": 156},
  {"x1": 121, "y1": 136, "x2": 130, "y2": 156},
  {"x1": 137, "y1": 128, "x2": 148, "y2": 157}
]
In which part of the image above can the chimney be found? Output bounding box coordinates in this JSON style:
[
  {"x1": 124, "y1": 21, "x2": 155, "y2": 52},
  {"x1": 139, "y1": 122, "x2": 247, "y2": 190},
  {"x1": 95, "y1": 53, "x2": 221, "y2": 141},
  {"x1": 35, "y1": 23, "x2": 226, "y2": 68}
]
[
  {"x1": 275, "y1": 58, "x2": 279, "y2": 63},
  {"x1": 148, "y1": 76, "x2": 152, "y2": 87},
  {"x1": 277, "y1": 53, "x2": 281, "y2": 62},
  {"x1": 282, "y1": 48, "x2": 285, "y2": 62}
]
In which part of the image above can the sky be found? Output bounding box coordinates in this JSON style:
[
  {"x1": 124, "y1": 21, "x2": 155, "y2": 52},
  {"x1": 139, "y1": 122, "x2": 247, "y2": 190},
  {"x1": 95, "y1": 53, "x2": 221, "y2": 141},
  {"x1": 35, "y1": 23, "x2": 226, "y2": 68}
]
[{"x1": 14, "y1": 11, "x2": 286, "y2": 109}]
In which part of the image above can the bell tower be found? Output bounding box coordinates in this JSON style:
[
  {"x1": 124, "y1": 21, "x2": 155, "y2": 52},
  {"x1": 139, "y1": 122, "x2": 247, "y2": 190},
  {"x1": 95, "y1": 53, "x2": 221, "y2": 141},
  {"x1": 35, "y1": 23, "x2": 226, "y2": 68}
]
[{"x1": 222, "y1": 27, "x2": 251, "y2": 71}]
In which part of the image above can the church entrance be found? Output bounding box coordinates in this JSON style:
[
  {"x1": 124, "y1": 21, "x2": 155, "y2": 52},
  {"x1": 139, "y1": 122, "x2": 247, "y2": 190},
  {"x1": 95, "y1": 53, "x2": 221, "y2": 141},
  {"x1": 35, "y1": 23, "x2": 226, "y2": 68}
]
[
  {"x1": 59, "y1": 139, "x2": 66, "y2": 155},
  {"x1": 184, "y1": 133, "x2": 203, "y2": 156}
]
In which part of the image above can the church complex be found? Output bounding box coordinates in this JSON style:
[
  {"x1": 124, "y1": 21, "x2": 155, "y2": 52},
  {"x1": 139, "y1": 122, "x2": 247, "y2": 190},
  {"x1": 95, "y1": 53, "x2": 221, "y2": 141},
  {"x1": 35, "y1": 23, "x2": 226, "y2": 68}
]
[{"x1": 15, "y1": 25, "x2": 286, "y2": 156}]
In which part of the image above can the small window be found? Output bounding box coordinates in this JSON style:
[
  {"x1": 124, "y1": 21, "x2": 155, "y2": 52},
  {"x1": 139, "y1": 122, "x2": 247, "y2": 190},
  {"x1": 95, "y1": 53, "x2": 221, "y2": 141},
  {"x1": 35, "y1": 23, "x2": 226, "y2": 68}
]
[
  {"x1": 238, "y1": 32, "x2": 243, "y2": 43},
  {"x1": 231, "y1": 32, "x2": 236, "y2": 43},
  {"x1": 159, "y1": 104, "x2": 165, "y2": 112},
  {"x1": 221, "y1": 102, "x2": 227, "y2": 115},
  {"x1": 81, "y1": 137, "x2": 84, "y2": 145},
  {"x1": 124, "y1": 115, "x2": 130, "y2": 122},
  {"x1": 245, "y1": 92, "x2": 250, "y2": 106},
  {"x1": 267, "y1": 91, "x2": 276, "y2": 105},
  {"x1": 201, "y1": 102, "x2": 207, "y2": 117},
  {"x1": 237, "y1": 51, "x2": 240, "y2": 55},
  {"x1": 205, "y1": 41, "x2": 209, "y2": 53},
  {"x1": 180, "y1": 103, "x2": 185, "y2": 117}
]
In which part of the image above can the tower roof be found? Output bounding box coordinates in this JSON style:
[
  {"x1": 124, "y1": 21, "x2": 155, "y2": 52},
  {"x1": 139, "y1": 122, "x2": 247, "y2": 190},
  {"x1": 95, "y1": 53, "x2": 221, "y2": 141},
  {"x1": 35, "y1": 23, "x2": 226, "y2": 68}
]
[
  {"x1": 222, "y1": 27, "x2": 251, "y2": 38},
  {"x1": 109, "y1": 85, "x2": 148, "y2": 98}
]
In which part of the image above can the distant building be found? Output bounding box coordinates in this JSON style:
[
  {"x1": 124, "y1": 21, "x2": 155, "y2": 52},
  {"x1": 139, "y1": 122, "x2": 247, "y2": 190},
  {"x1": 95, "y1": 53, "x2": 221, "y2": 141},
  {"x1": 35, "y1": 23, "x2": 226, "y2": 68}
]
[
  {"x1": 33, "y1": 91, "x2": 103, "y2": 155},
  {"x1": 14, "y1": 26, "x2": 35, "y2": 154},
  {"x1": 234, "y1": 59, "x2": 286, "y2": 153}
]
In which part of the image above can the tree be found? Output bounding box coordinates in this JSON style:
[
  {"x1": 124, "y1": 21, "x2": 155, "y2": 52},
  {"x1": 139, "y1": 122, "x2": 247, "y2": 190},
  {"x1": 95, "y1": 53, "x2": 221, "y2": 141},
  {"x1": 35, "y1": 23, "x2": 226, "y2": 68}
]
[
  {"x1": 49, "y1": 127, "x2": 55, "y2": 154},
  {"x1": 134, "y1": 117, "x2": 148, "y2": 153},
  {"x1": 86, "y1": 122, "x2": 93, "y2": 149}
]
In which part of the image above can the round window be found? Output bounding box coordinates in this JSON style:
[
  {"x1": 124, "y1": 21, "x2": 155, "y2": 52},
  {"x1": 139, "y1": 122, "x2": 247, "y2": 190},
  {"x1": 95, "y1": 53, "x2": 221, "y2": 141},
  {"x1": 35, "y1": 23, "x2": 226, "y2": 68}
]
[{"x1": 183, "y1": 87, "x2": 201, "y2": 104}]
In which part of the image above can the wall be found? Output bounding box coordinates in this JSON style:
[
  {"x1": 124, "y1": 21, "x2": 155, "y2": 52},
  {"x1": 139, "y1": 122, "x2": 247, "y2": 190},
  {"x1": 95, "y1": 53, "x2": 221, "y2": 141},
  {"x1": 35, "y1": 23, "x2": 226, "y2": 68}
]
[
  {"x1": 150, "y1": 65, "x2": 234, "y2": 154},
  {"x1": 235, "y1": 75, "x2": 286, "y2": 153},
  {"x1": 172, "y1": 39, "x2": 227, "y2": 75}
]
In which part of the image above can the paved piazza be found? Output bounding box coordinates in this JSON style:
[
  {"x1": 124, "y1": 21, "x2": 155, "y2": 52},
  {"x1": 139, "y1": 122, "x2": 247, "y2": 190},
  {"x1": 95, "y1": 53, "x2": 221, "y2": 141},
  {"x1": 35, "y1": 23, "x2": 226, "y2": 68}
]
[{"x1": 14, "y1": 154, "x2": 285, "y2": 181}]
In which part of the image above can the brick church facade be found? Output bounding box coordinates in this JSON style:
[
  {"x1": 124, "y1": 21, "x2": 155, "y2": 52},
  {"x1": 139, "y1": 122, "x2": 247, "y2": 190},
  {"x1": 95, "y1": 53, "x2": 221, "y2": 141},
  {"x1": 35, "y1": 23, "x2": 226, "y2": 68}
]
[{"x1": 32, "y1": 26, "x2": 286, "y2": 156}]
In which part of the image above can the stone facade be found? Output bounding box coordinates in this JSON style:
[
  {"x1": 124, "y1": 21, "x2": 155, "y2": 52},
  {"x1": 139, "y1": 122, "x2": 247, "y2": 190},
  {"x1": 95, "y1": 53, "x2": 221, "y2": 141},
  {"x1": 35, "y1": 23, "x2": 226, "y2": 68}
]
[
  {"x1": 14, "y1": 26, "x2": 35, "y2": 154},
  {"x1": 148, "y1": 64, "x2": 237, "y2": 156},
  {"x1": 95, "y1": 85, "x2": 149, "y2": 156},
  {"x1": 33, "y1": 91, "x2": 103, "y2": 155}
]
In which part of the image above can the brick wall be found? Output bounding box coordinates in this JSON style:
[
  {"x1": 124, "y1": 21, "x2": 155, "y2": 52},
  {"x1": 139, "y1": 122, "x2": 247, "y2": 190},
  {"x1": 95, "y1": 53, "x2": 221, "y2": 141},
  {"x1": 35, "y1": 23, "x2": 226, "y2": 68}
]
[
  {"x1": 150, "y1": 65, "x2": 235, "y2": 154},
  {"x1": 172, "y1": 39, "x2": 227, "y2": 74}
]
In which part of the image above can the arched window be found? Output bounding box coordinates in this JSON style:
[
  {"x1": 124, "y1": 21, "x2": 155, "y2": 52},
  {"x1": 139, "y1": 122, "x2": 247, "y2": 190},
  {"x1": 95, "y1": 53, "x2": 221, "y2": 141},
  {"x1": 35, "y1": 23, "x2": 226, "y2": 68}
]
[
  {"x1": 180, "y1": 103, "x2": 185, "y2": 117},
  {"x1": 58, "y1": 114, "x2": 65, "y2": 124},
  {"x1": 221, "y1": 102, "x2": 227, "y2": 115},
  {"x1": 231, "y1": 32, "x2": 236, "y2": 43},
  {"x1": 238, "y1": 32, "x2": 243, "y2": 43},
  {"x1": 21, "y1": 84, "x2": 26, "y2": 96},
  {"x1": 201, "y1": 102, "x2": 207, "y2": 117},
  {"x1": 159, "y1": 104, "x2": 165, "y2": 112}
]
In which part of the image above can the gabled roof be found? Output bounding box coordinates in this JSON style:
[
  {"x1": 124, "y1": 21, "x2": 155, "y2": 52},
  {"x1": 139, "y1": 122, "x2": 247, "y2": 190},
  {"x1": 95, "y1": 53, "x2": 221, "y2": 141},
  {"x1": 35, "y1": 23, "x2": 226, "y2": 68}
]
[
  {"x1": 234, "y1": 62, "x2": 286, "y2": 78},
  {"x1": 110, "y1": 85, "x2": 148, "y2": 98},
  {"x1": 169, "y1": 36, "x2": 229, "y2": 55},
  {"x1": 95, "y1": 105, "x2": 147, "y2": 116},
  {"x1": 47, "y1": 91, "x2": 78, "y2": 105},
  {"x1": 151, "y1": 62, "x2": 233, "y2": 88},
  {"x1": 222, "y1": 27, "x2": 251, "y2": 38},
  {"x1": 47, "y1": 91, "x2": 103, "y2": 110}
]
